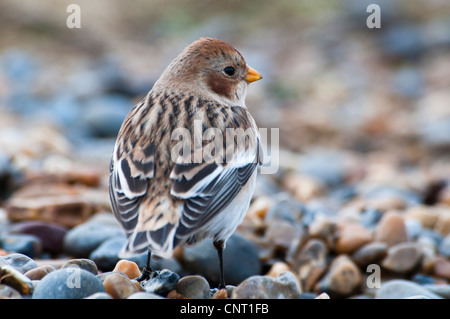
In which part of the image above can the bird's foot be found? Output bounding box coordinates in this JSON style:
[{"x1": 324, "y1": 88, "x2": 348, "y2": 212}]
[{"x1": 135, "y1": 267, "x2": 156, "y2": 282}]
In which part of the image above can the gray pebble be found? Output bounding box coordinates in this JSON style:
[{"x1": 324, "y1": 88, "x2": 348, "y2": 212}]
[
  {"x1": 0, "y1": 234, "x2": 42, "y2": 258},
  {"x1": 61, "y1": 259, "x2": 99, "y2": 275},
  {"x1": 2, "y1": 253, "x2": 38, "y2": 273},
  {"x1": 376, "y1": 280, "x2": 443, "y2": 299},
  {"x1": 182, "y1": 233, "x2": 261, "y2": 286},
  {"x1": 0, "y1": 284, "x2": 22, "y2": 299},
  {"x1": 231, "y1": 272, "x2": 301, "y2": 299},
  {"x1": 63, "y1": 222, "x2": 125, "y2": 257},
  {"x1": 143, "y1": 269, "x2": 180, "y2": 296},
  {"x1": 175, "y1": 275, "x2": 211, "y2": 299},
  {"x1": 32, "y1": 268, "x2": 105, "y2": 299},
  {"x1": 127, "y1": 292, "x2": 165, "y2": 299}
]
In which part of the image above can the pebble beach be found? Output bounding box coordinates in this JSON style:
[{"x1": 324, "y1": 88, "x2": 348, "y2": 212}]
[{"x1": 1, "y1": 0, "x2": 450, "y2": 299}]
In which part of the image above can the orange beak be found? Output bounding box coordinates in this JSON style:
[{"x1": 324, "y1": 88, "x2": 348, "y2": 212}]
[{"x1": 245, "y1": 66, "x2": 262, "y2": 83}]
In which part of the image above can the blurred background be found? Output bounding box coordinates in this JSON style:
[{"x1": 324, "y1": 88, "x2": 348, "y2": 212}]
[
  {"x1": 1, "y1": 0, "x2": 450, "y2": 171},
  {"x1": 1, "y1": 0, "x2": 450, "y2": 297}
]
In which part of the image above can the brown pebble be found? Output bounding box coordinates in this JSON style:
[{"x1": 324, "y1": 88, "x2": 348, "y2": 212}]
[
  {"x1": 381, "y1": 242, "x2": 422, "y2": 273},
  {"x1": 433, "y1": 256, "x2": 450, "y2": 280},
  {"x1": 374, "y1": 212, "x2": 408, "y2": 247},
  {"x1": 335, "y1": 222, "x2": 373, "y2": 254},
  {"x1": 103, "y1": 273, "x2": 141, "y2": 299},
  {"x1": 113, "y1": 260, "x2": 141, "y2": 279},
  {"x1": 212, "y1": 289, "x2": 227, "y2": 299},
  {"x1": 316, "y1": 255, "x2": 362, "y2": 297},
  {"x1": 24, "y1": 265, "x2": 56, "y2": 280},
  {"x1": 167, "y1": 289, "x2": 187, "y2": 299}
]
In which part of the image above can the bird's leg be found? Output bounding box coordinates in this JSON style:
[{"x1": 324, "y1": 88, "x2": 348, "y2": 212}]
[
  {"x1": 136, "y1": 249, "x2": 153, "y2": 282},
  {"x1": 214, "y1": 240, "x2": 226, "y2": 290}
]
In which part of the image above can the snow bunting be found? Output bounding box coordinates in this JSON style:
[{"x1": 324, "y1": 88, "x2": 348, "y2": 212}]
[{"x1": 109, "y1": 37, "x2": 262, "y2": 288}]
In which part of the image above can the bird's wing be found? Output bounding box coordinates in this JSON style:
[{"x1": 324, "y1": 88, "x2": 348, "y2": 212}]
[
  {"x1": 170, "y1": 138, "x2": 262, "y2": 243},
  {"x1": 109, "y1": 99, "x2": 156, "y2": 238}
]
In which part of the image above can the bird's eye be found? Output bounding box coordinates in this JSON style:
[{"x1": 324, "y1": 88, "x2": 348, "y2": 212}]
[{"x1": 223, "y1": 66, "x2": 235, "y2": 76}]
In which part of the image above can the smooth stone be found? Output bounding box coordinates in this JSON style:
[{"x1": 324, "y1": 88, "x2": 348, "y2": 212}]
[
  {"x1": 84, "y1": 292, "x2": 113, "y2": 299},
  {"x1": 434, "y1": 211, "x2": 450, "y2": 236},
  {"x1": 0, "y1": 284, "x2": 22, "y2": 299},
  {"x1": 143, "y1": 269, "x2": 180, "y2": 296},
  {"x1": 231, "y1": 272, "x2": 301, "y2": 299},
  {"x1": 0, "y1": 233, "x2": 42, "y2": 258},
  {"x1": 352, "y1": 242, "x2": 388, "y2": 267},
  {"x1": 61, "y1": 258, "x2": 98, "y2": 275},
  {"x1": 63, "y1": 222, "x2": 125, "y2": 258},
  {"x1": 287, "y1": 238, "x2": 328, "y2": 291},
  {"x1": 88, "y1": 237, "x2": 126, "y2": 271},
  {"x1": 308, "y1": 215, "x2": 337, "y2": 249},
  {"x1": 113, "y1": 260, "x2": 141, "y2": 279},
  {"x1": 423, "y1": 284, "x2": 450, "y2": 299},
  {"x1": 127, "y1": 292, "x2": 165, "y2": 299},
  {"x1": 381, "y1": 242, "x2": 422, "y2": 273},
  {"x1": 2, "y1": 253, "x2": 38, "y2": 273},
  {"x1": 335, "y1": 223, "x2": 373, "y2": 254},
  {"x1": 0, "y1": 265, "x2": 33, "y2": 295},
  {"x1": 103, "y1": 273, "x2": 141, "y2": 299},
  {"x1": 438, "y1": 235, "x2": 450, "y2": 257},
  {"x1": 432, "y1": 256, "x2": 450, "y2": 280},
  {"x1": 376, "y1": 280, "x2": 442, "y2": 299},
  {"x1": 264, "y1": 196, "x2": 305, "y2": 225},
  {"x1": 406, "y1": 205, "x2": 439, "y2": 229},
  {"x1": 374, "y1": 212, "x2": 408, "y2": 247},
  {"x1": 359, "y1": 208, "x2": 383, "y2": 229},
  {"x1": 181, "y1": 233, "x2": 261, "y2": 286},
  {"x1": 9, "y1": 221, "x2": 68, "y2": 255},
  {"x1": 316, "y1": 255, "x2": 362, "y2": 298},
  {"x1": 265, "y1": 219, "x2": 303, "y2": 252},
  {"x1": 89, "y1": 237, "x2": 151, "y2": 271},
  {"x1": 24, "y1": 265, "x2": 56, "y2": 280},
  {"x1": 175, "y1": 275, "x2": 211, "y2": 299},
  {"x1": 32, "y1": 268, "x2": 105, "y2": 299}
]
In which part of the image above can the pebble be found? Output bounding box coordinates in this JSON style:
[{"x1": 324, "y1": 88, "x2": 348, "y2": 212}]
[
  {"x1": 0, "y1": 284, "x2": 22, "y2": 299},
  {"x1": 32, "y1": 268, "x2": 105, "y2": 299},
  {"x1": 63, "y1": 221, "x2": 125, "y2": 258},
  {"x1": 143, "y1": 269, "x2": 180, "y2": 296},
  {"x1": 381, "y1": 242, "x2": 422, "y2": 273},
  {"x1": 127, "y1": 292, "x2": 165, "y2": 299},
  {"x1": 438, "y1": 235, "x2": 450, "y2": 257},
  {"x1": 103, "y1": 272, "x2": 141, "y2": 299},
  {"x1": 435, "y1": 211, "x2": 450, "y2": 236},
  {"x1": 422, "y1": 284, "x2": 450, "y2": 299},
  {"x1": 181, "y1": 233, "x2": 260, "y2": 286},
  {"x1": 112, "y1": 259, "x2": 141, "y2": 279},
  {"x1": 5, "y1": 184, "x2": 98, "y2": 228},
  {"x1": 174, "y1": 275, "x2": 211, "y2": 299},
  {"x1": 376, "y1": 280, "x2": 443, "y2": 299},
  {"x1": 2, "y1": 253, "x2": 38, "y2": 273},
  {"x1": 374, "y1": 212, "x2": 408, "y2": 246},
  {"x1": 432, "y1": 256, "x2": 450, "y2": 280},
  {"x1": 24, "y1": 265, "x2": 56, "y2": 280},
  {"x1": 308, "y1": 215, "x2": 338, "y2": 249},
  {"x1": 85, "y1": 292, "x2": 113, "y2": 299},
  {"x1": 265, "y1": 219, "x2": 303, "y2": 252},
  {"x1": 0, "y1": 265, "x2": 33, "y2": 295},
  {"x1": 231, "y1": 272, "x2": 301, "y2": 299},
  {"x1": 9, "y1": 221, "x2": 68, "y2": 255},
  {"x1": 287, "y1": 238, "x2": 327, "y2": 291},
  {"x1": 61, "y1": 258, "x2": 98, "y2": 275},
  {"x1": 351, "y1": 242, "x2": 388, "y2": 267},
  {"x1": 335, "y1": 222, "x2": 373, "y2": 254},
  {"x1": 316, "y1": 255, "x2": 362, "y2": 297},
  {"x1": 0, "y1": 233, "x2": 42, "y2": 258}
]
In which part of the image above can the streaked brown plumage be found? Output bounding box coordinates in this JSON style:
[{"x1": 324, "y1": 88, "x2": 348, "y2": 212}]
[{"x1": 109, "y1": 37, "x2": 262, "y2": 287}]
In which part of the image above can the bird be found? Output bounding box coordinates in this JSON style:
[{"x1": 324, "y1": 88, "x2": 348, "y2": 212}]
[{"x1": 109, "y1": 37, "x2": 262, "y2": 289}]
